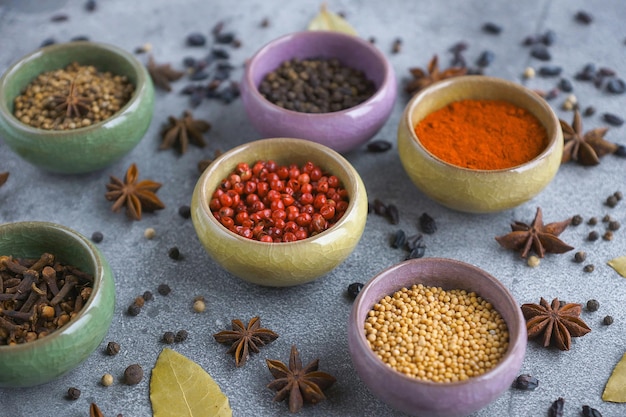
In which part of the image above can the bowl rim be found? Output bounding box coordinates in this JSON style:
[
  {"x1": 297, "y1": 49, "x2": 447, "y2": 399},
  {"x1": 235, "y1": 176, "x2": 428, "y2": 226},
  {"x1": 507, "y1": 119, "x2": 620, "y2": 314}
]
[
  {"x1": 0, "y1": 40, "x2": 149, "y2": 136},
  {"x1": 0, "y1": 221, "x2": 107, "y2": 352},
  {"x1": 243, "y1": 30, "x2": 395, "y2": 117},
  {"x1": 195, "y1": 137, "x2": 364, "y2": 247},
  {"x1": 403, "y1": 75, "x2": 561, "y2": 173},
  {"x1": 350, "y1": 257, "x2": 526, "y2": 387}
]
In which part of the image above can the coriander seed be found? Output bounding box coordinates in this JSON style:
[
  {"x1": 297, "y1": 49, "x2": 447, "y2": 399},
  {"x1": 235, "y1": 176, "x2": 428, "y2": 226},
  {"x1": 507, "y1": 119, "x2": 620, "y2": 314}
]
[
  {"x1": 144, "y1": 227, "x2": 156, "y2": 239},
  {"x1": 134, "y1": 296, "x2": 145, "y2": 307},
  {"x1": 101, "y1": 373, "x2": 114, "y2": 386},
  {"x1": 193, "y1": 299, "x2": 206, "y2": 313},
  {"x1": 527, "y1": 255, "x2": 540, "y2": 267},
  {"x1": 586, "y1": 299, "x2": 600, "y2": 312},
  {"x1": 105, "y1": 341, "x2": 121, "y2": 356},
  {"x1": 124, "y1": 364, "x2": 143, "y2": 385}
]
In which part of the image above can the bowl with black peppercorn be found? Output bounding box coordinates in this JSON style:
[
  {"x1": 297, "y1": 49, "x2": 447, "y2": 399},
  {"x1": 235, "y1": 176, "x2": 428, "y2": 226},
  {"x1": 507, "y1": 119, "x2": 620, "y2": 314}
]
[
  {"x1": 0, "y1": 221, "x2": 116, "y2": 387},
  {"x1": 397, "y1": 75, "x2": 562, "y2": 213},
  {"x1": 0, "y1": 41, "x2": 154, "y2": 174},
  {"x1": 240, "y1": 30, "x2": 397, "y2": 153},
  {"x1": 347, "y1": 257, "x2": 527, "y2": 417},
  {"x1": 191, "y1": 137, "x2": 368, "y2": 286}
]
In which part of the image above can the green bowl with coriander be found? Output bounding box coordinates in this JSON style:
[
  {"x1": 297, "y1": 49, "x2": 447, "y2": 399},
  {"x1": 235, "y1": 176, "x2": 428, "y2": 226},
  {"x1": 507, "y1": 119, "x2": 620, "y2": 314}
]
[
  {"x1": 0, "y1": 221, "x2": 115, "y2": 388},
  {"x1": 0, "y1": 41, "x2": 154, "y2": 174}
]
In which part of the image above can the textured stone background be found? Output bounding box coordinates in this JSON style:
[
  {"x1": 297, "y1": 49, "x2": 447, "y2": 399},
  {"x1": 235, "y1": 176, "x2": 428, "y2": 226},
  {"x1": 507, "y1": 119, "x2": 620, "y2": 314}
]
[{"x1": 0, "y1": 0, "x2": 625, "y2": 416}]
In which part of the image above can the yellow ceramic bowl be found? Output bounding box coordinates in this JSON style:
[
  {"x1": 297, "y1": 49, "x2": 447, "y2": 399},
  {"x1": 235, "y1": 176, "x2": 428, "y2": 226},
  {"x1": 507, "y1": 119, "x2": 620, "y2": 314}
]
[
  {"x1": 191, "y1": 138, "x2": 368, "y2": 286},
  {"x1": 397, "y1": 75, "x2": 562, "y2": 213}
]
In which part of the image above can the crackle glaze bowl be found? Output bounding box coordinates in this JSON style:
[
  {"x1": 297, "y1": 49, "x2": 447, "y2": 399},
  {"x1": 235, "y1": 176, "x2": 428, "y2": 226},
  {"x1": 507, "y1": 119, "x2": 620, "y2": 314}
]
[
  {"x1": 397, "y1": 75, "x2": 562, "y2": 213},
  {"x1": 0, "y1": 221, "x2": 115, "y2": 388},
  {"x1": 0, "y1": 41, "x2": 154, "y2": 174},
  {"x1": 347, "y1": 258, "x2": 526, "y2": 417},
  {"x1": 240, "y1": 30, "x2": 397, "y2": 153},
  {"x1": 191, "y1": 137, "x2": 368, "y2": 286}
]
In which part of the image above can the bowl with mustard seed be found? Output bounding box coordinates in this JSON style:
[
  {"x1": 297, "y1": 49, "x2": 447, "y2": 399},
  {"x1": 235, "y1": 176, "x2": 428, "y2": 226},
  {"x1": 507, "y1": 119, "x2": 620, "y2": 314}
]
[
  {"x1": 0, "y1": 41, "x2": 154, "y2": 174},
  {"x1": 240, "y1": 30, "x2": 397, "y2": 153},
  {"x1": 347, "y1": 258, "x2": 526, "y2": 417},
  {"x1": 191, "y1": 137, "x2": 368, "y2": 286},
  {"x1": 0, "y1": 221, "x2": 115, "y2": 388},
  {"x1": 397, "y1": 75, "x2": 562, "y2": 213}
]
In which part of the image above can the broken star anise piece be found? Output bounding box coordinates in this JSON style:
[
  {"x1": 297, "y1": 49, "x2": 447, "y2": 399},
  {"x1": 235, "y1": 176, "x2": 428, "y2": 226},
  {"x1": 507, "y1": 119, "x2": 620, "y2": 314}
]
[
  {"x1": 213, "y1": 316, "x2": 278, "y2": 367},
  {"x1": 49, "y1": 77, "x2": 91, "y2": 118},
  {"x1": 560, "y1": 109, "x2": 618, "y2": 165},
  {"x1": 266, "y1": 345, "x2": 336, "y2": 413},
  {"x1": 404, "y1": 55, "x2": 467, "y2": 96},
  {"x1": 105, "y1": 163, "x2": 165, "y2": 221},
  {"x1": 160, "y1": 111, "x2": 211, "y2": 154},
  {"x1": 146, "y1": 55, "x2": 184, "y2": 92},
  {"x1": 521, "y1": 297, "x2": 591, "y2": 351},
  {"x1": 495, "y1": 207, "x2": 574, "y2": 258}
]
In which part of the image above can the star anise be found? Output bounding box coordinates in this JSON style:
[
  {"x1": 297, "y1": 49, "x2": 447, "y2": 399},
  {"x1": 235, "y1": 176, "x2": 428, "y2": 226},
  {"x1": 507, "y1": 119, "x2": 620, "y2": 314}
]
[
  {"x1": 198, "y1": 149, "x2": 223, "y2": 174},
  {"x1": 495, "y1": 207, "x2": 574, "y2": 258},
  {"x1": 266, "y1": 345, "x2": 336, "y2": 414},
  {"x1": 213, "y1": 316, "x2": 278, "y2": 367},
  {"x1": 521, "y1": 297, "x2": 591, "y2": 350},
  {"x1": 49, "y1": 77, "x2": 91, "y2": 118},
  {"x1": 90, "y1": 403, "x2": 104, "y2": 417},
  {"x1": 146, "y1": 55, "x2": 184, "y2": 92},
  {"x1": 404, "y1": 55, "x2": 467, "y2": 96},
  {"x1": 560, "y1": 109, "x2": 618, "y2": 165},
  {"x1": 0, "y1": 172, "x2": 8, "y2": 188},
  {"x1": 160, "y1": 111, "x2": 211, "y2": 154},
  {"x1": 105, "y1": 163, "x2": 165, "y2": 221}
]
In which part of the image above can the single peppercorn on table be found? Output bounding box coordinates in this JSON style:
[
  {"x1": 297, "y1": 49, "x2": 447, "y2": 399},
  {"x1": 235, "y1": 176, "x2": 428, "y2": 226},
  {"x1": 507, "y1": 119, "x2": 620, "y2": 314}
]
[{"x1": 1, "y1": 1, "x2": 626, "y2": 416}]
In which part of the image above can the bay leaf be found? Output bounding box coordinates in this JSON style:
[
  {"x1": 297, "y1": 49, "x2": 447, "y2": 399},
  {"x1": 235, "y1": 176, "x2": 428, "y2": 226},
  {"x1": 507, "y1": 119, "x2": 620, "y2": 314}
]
[
  {"x1": 603, "y1": 352, "x2": 626, "y2": 402},
  {"x1": 608, "y1": 256, "x2": 626, "y2": 278},
  {"x1": 150, "y1": 348, "x2": 232, "y2": 417},
  {"x1": 307, "y1": 4, "x2": 358, "y2": 36}
]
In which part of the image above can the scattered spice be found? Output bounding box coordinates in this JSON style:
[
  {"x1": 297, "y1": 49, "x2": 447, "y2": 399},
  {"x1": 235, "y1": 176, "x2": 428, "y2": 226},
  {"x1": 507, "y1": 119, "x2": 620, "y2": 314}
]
[
  {"x1": 584, "y1": 264, "x2": 595, "y2": 273},
  {"x1": 13, "y1": 62, "x2": 134, "y2": 130},
  {"x1": 0, "y1": 172, "x2": 8, "y2": 188},
  {"x1": 603, "y1": 113, "x2": 624, "y2": 127},
  {"x1": 582, "y1": 405, "x2": 603, "y2": 417},
  {"x1": 366, "y1": 140, "x2": 392, "y2": 153},
  {"x1": 160, "y1": 111, "x2": 211, "y2": 154},
  {"x1": 91, "y1": 231, "x2": 103, "y2": 243},
  {"x1": 266, "y1": 345, "x2": 336, "y2": 413},
  {"x1": 67, "y1": 387, "x2": 81, "y2": 400},
  {"x1": 174, "y1": 329, "x2": 189, "y2": 343},
  {"x1": 482, "y1": 22, "x2": 502, "y2": 34},
  {"x1": 512, "y1": 374, "x2": 539, "y2": 390},
  {"x1": 143, "y1": 227, "x2": 156, "y2": 239},
  {"x1": 606, "y1": 195, "x2": 619, "y2": 207},
  {"x1": 0, "y1": 253, "x2": 94, "y2": 345},
  {"x1": 90, "y1": 403, "x2": 105, "y2": 417},
  {"x1": 588, "y1": 217, "x2": 598, "y2": 226},
  {"x1": 521, "y1": 297, "x2": 591, "y2": 350},
  {"x1": 162, "y1": 331, "x2": 175, "y2": 344},
  {"x1": 574, "y1": 251, "x2": 587, "y2": 263},
  {"x1": 105, "y1": 163, "x2": 165, "y2": 221},
  {"x1": 419, "y1": 212, "x2": 437, "y2": 234},
  {"x1": 527, "y1": 255, "x2": 540, "y2": 267},
  {"x1": 157, "y1": 284, "x2": 171, "y2": 296},
  {"x1": 586, "y1": 299, "x2": 600, "y2": 312},
  {"x1": 168, "y1": 247, "x2": 181, "y2": 260},
  {"x1": 571, "y1": 214, "x2": 583, "y2": 226},
  {"x1": 347, "y1": 282, "x2": 364, "y2": 299},
  {"x1": 258, "y1": 57, "x2": 376, "y2": 113},
  {"x1": 124, "y1": 363, "x2": 144, "y2": 385},
  {"x1": 391, "y1": 229, "x2": 407, "y2": 249},
  {"x1": 192, "y1": 297, "x2": 206, "y2": 313},
  {"x1": 495, "y1": 207, "x2": 573, "y2": 258},
  {"x1": 588, "y1": 231, "x2": 600, "y2": 241},
  {"x1": 575, "y1": 11, "x2": 593, "y2": 24},
  {"x1": 365, "y1": 284, "x2": 509, "y2": 381},
  {"x1": 127, "y1": 303, "x2": 141, "y2": 316},
  {"x1": 85, "y1": 0, "x2": 97, "y2": 12},
  {"x1": 186, "y1": 32, "x2": 207, "y2": 47},
  {"x1": 105, "y1": 341, "x2": 121, "y2": 356},
  {"x1": 178, "y1": 205, "x2": 191, "y2": 219},
  {"x1": 146, "y1": 55, "x2": 184, "y2": 92},
  {"x1": 386, "y1": 204, "x2": 400, "y2": 225},
  {"x1": 405, "y1": 55, "x2": 467, "y2": 96},
  {"x1": 101, "y1": 373, "x2": 114, "y2": 387},
  {"x1": 603, "y1": 231, "x2": 614, "y2": 241},
  {"x1": 391, "y1": 38, "x2": 402, "y2": 54},
  {"x1": 560, "y1": 110, "x2": 618, "y2": 165},
  {"x1": 214, "y1": 317, "x2": 278, "y2": 367},
  {"x1": 603, "y1": 315, "x2": 614, "y2": 325},
  {"x1": 548, "y1": 397, "x2": 565, "y2": 417},
  {"x1": 415, "y1": 99, "x2": 548, "y2": 170}
]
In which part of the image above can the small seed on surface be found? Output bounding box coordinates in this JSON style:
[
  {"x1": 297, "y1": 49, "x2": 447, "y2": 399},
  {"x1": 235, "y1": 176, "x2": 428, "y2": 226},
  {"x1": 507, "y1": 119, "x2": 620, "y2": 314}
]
[
  {"x1": 105, "y1": 341, "x2": 120, "y2": 356},
  {"x1": 101, "y1": 373, "x2": 114, "y2": 386},
  {"x1": 586, "y1": 299, "x2": 600, "y2": 312},
  {"x1": 124, "y1": 364, "x2": 143, "y2": 385}
]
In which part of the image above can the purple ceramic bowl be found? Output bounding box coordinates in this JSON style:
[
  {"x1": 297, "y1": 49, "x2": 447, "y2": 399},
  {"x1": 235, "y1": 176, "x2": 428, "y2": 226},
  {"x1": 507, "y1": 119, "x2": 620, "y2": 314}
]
[
  {"x1": 240, "y1": 31, "x2": 397, "y2": 153},
  {"x1": 347, "y1": 258, "x2": 526, "y2": 417}
]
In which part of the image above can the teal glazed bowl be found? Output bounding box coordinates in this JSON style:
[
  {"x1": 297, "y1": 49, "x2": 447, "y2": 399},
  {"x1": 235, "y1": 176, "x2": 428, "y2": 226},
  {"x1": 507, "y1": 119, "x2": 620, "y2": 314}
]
[
  {"x1": 0, "y1": 41, "x2": 154, "y2": 174},
  {"x1": 0, "y1": 221, "x2": 115, "y2": 388}
]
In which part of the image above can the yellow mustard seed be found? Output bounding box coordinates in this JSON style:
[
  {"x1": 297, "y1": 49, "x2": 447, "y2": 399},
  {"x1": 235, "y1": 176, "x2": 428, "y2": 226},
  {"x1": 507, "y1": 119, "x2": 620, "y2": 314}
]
[
  {"x1": 364, "y1": 284, "x2": 509, "y2": 383},
  {"x1": 101, "y1": 373, "x2": 114, "y2": 386}
]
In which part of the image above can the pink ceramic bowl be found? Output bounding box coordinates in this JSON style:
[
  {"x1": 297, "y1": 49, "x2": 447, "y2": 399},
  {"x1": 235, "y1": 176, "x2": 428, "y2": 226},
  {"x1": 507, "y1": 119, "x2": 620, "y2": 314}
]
[
  {"x1": 347, "y1": 258, "x2": 526, "y2": 417},
  {"x1": 240, "y1": 31, "x2": 397, "y2": 153}
]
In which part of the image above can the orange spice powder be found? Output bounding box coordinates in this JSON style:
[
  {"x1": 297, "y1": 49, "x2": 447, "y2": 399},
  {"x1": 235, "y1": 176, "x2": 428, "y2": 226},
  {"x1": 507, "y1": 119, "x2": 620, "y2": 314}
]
[{"x1": 414, "y1": 99, "x2": 549, "y2": 170}]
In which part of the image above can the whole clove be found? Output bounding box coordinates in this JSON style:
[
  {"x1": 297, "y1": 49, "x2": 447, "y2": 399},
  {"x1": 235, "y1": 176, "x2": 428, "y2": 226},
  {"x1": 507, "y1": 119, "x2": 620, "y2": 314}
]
[
  {"x1": 391, "y1": 230, "x2": 407, "y2": 249},
  {"x1": 548, "y1": 397, "x2": 565, "y2": 417},
  {"x1": 512, "y1": 374, "x2": 539, "y2": 390},
  {"x1": 347, "y1": 282, "x2": 364, "y2": 299},
  {"x1": 582, "y1": 405, "x2": 603, "y2": 417},
  {"x1": 419, "y1": 213, "x2": 437, "y2": 234}
]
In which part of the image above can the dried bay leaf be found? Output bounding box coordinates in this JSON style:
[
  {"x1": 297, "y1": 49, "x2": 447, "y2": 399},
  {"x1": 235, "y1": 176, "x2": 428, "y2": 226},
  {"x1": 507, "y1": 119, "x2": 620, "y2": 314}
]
[
  {"x1": 603, "y1": 352, "x2": 626, "y2": 402},
  {"x1": 307, "y1": 4, "x2": 358, "y2": 36},
  {"x1": 608, "y1": 256, "x2": 626, "y2": 278},
  {"x1": 150, "y1": 348, "x2": 232, "y2": 417}
]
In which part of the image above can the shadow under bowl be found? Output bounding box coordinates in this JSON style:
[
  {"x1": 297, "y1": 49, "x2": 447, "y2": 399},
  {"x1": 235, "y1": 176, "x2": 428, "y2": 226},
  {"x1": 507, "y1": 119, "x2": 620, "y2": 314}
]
[
  {"x1": 0, "y1": 41, "x2": 154, "y2": 174},
  {"x1": 347, "y1": 258, "x2": 526, "y2": 417},
  {"x1": 397, "y1": 75, "x2": 562, "y2": 213},
  {"x1": 0, "y1": 221, "x2": 115, "y2": 388},
  {"x1": 240, "y1": 30, "x2": 397, "y2": 154}
]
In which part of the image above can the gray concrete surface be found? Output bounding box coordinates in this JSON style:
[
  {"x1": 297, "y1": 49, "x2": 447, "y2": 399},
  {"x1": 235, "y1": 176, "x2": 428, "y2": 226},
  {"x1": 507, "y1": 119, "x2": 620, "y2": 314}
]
[{"x1": 0, "y1": 0, "x2": 625, "y2": 416}]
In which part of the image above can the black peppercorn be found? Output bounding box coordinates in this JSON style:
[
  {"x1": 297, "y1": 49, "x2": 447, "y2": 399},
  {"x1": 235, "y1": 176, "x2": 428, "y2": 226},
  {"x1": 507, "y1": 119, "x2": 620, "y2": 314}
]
[
  {"x1": 143, "y1": 290, "x2": 153, "y2": 301},
  {"x1": 574, "y1": 251, "x2": 587, "y2": 263},
  {"x1": 588, "y1": 217, "x2": 598, "y2": 226},
  {"x1": 105, "y1": 341, "x2": 121, "y2": 356},
  {"x1": 175, "y1": 330, "x2": 189, "y2": 343},
  {"x1": 588, "y1": 231, "x2": 599, "y2": 241},
  {"x1": 158, "y1": 284, "x2": 171, "y2": 296},
  {"x1": 186, "y1": 33, "x2": 206, "y2": 47},
  {"x1": 608, "y1": 221, "x2": 621, "y2": 231},
  {"x1": 162, "y1": 331, "x2": 175, "y2": 344},
  {"x1": 366, "y1": 140, "x2": 392, "y2": 153},
  {"x1": 606, "y1": 195, "x2": 619, "y2": 208},
  {"x1": 584, "y1": 264, "x2": 595, "y2": 273},
  {"x1": 512, "y1": 374, "x2": 539, "y2": 390},
  {"x1": 419, "y1": 213, "x2": 437, "y2": 234},
  {"x1": 91, "y1": 231, "x2": 103, "y2": 243},
  {"x1": 178, "y1": 205, "x2": 191, "y2": 219},
  {"x1": 571, "y1": 214, "x2": 583, "y2": 226},
  {"x1": 615, "y1": 191, "x2": 623, "y2": 201},
  {"x1": 127, "y1": 303, "x2": 141, "y2": 316},
  {"x1": 603, "y1": 231, "x2": 613, "y2": 241},
  {"x1": 124, "y1": 364, "x2": 144, "y2": 385},
  {"x1": 168, "y1": 247, "x2": 181, "y2": 260},
  {"x1": 586, "y1": 299, "x2": 600, "y2": 312},
  {"x1": 603, "y1": 315, "x2": 614, "y2": 325},
  {"x1": 347, "y1": 282, "x2": 364, "y2": 299},
  {"x1": 67, "y1": 387, "x2": 81, "y2": 400},
  {"x1": 581, "y1": 405, "x2": 603, "y2": 417}
]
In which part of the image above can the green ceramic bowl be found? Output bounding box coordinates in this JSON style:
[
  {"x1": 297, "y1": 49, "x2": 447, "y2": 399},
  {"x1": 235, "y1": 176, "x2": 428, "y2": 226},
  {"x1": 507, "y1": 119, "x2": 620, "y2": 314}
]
[
  {"x1": 0, "y1": 221, "x2": 115, "y2": 388},
  {"x1": 397, "y1": 76, "x2": 562, "y2": 213},
  {"x1": 0, "y1": 41, "x2": 154, "y2": 174},
  {"x1": 191, "y1": 138, "x2": 368, "y2": 287}
]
